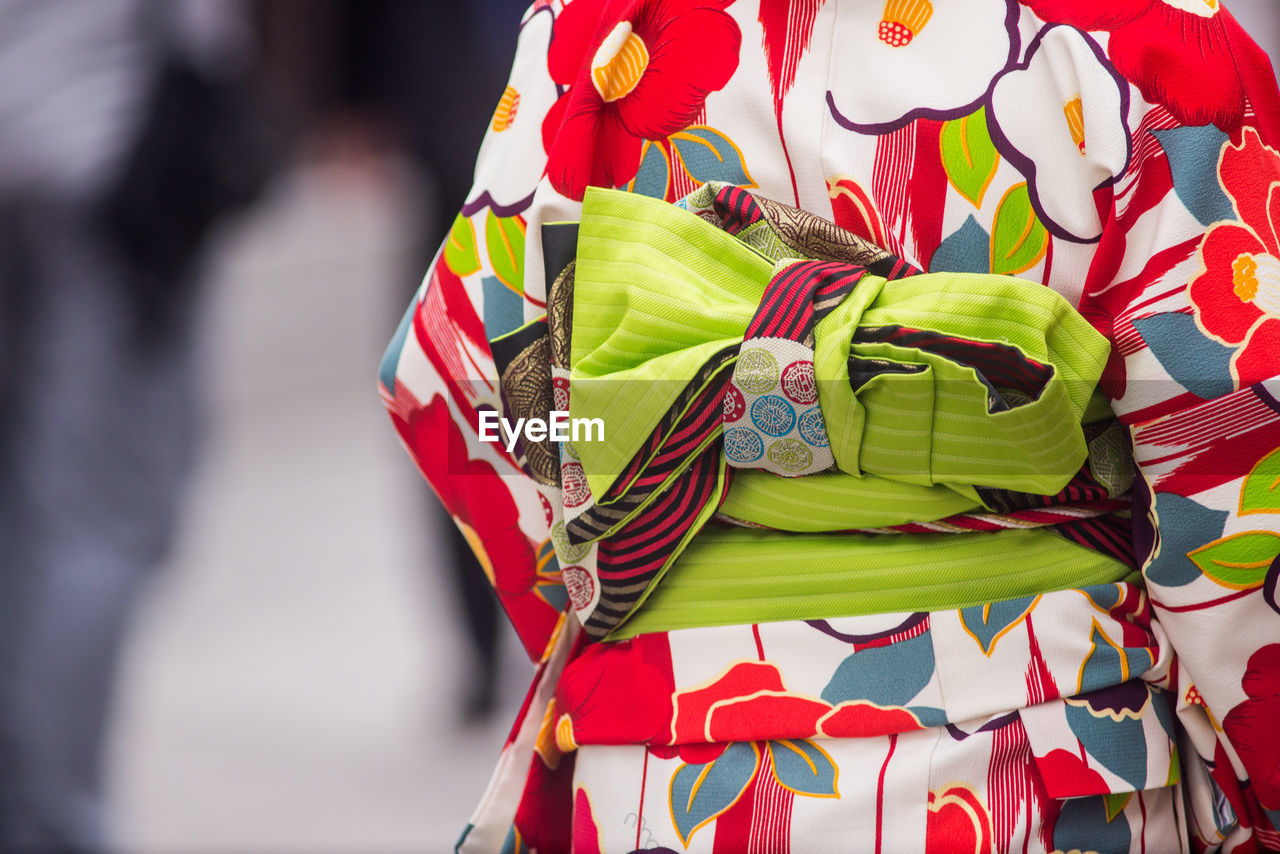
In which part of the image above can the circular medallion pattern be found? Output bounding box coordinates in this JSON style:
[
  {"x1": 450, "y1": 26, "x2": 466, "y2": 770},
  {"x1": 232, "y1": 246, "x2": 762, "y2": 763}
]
[
  {"x1": 553, "y1": 376, "x2": 571, "y2": 412},
  {"x1": 562, "y1": 566, "x2": 595, "y2": 611},
  {"x1": 550, "y1": 520, "x2": 592, "y2": 562},
  {"x1": 751, "y1": 395, "x2": 796, "y2": 437},
  {"x1": 561, "y1": 461, "x2": 591, "y2": 508},
  {"x1": 768, "y1": 438, "x2": 814, "y2": 473},
  {"x1": 724, "y1": 427, "x2": 765, "y2": 463},
  {"x1": 723, "y1": 385, "x2": 747, "y2": 422},
  {"x1": 798, "y1": 407, "x2": 830, "y2": 447},
  {"x1": 781, "y1": 360, "x2": 818, "y2": 405},
  {"x1": 735, "y1": 348, "x2": 779, "y2": 395}
]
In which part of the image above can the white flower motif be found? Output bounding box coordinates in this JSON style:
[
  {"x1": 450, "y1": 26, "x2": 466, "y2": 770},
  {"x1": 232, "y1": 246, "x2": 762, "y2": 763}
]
[
  {"x1": 827, "y1": 0, "x2": 1017, "y2": 133},
  {"x1": 464, "y1": 7, "x2": 559, "y2": 216},
  {"x1": 988, "y1": 26, "x2": 1131, "y2": 242},
  {"x1": 1159, "y1": 0, "x2": 1220, "y2": 18}
]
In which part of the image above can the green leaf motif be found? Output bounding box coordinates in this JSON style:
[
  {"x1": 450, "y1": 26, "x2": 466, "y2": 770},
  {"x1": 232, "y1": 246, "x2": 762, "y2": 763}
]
[
  {"x1": 1166, "y1": 743, "x2": 1182, "y2": 787},
  {"x1": 484, "y1": 210, "x2": 525, "y2": 293},
  {"x1": 1241, "y1": 448, "x2": 1280, "y2": 515},
  {"x1": 990, "y1": 183, "x2": 1049, "y2": 276},
  {"x1": 669, "y1": 742, "x2": 759, "y2": 846},
  {"x1": 669, "y1": 126, "x2": 755, "y2": 188},
  {"x1": 940, "y1": 107, "x2": 999, "y2": 207},
  {"x1": 1189, "y1": 531, "x2": 1280, "y2": 590},
  {"x1": 768, "y1": 739, "x2": 839, "y2": 798},
  {"x1": 443, "y1": 213, "x2": 481, "y2": 277},
  {"x1": 1104, "y1": 791, "x2": 1133, "y2": 823}
]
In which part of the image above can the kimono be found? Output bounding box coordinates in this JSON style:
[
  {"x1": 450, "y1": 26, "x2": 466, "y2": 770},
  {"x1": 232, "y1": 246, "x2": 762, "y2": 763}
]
[{"x1": 379, "y1": 1, "x2": 1280, "y2": 851}]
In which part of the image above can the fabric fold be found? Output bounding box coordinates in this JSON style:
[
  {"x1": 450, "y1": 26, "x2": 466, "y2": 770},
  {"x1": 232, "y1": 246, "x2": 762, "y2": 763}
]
[{"x1": 493, "y1": 183, "x2": 1127, "y2": 639}]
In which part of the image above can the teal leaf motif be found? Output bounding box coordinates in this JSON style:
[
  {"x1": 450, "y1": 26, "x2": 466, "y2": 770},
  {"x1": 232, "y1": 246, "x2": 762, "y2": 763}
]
[
  {"x1": 931, "y1": 215, "x2": 991, "y2": 274},
  {"x1": 482, "y1": 276, "x2": 525, "y2": 342},
  {"x1": 631, "y1": 141, "x2": 670, "y2": 199},
  {"x1": 669, "y1": 742, "x2": 759, "y2": 846},
  {"x1": 1079, "y1": 583, "x2": 1122, "y2": 612},
  {"x1": 537, "y1": 539, "x2": 568, "y2": 611},
  {"x1": 497, "y1": 824, "x2": 517, "y2": 854},
  {"x1": 768, "y1": 739, "x2": 838, "y2": 798},
  {"x1": 1132, "y1": 312, "x2": 1235, "y2": 401},
  {"x1": 959, "y1": 596, "x2": 1037, "y2": 655},
  {"x1": 1152, "y1": 126, "x2": 1234, "y2": 227},
  {"x1": 1054, "y1": 793, "x2": 1133, "y2": 854},
  {"x1": 670, "y1": 127, "x2": 754, "y2": 187},
  {"x1": 1064, "y1": 701, "x2": 1148, "y2": 791},
  {"x1": 1079, "y1": 625, "x2": 1155, "y2": 696},
  {"x1": 821, "y1": 631, "x2": 934, "y2": 707},
  {"x1": 379, "y1": 299, "x2": 415, "y2": 392},
  {"x1": 1145, "y1": 493, "x2": 1229, "y2": 588}
]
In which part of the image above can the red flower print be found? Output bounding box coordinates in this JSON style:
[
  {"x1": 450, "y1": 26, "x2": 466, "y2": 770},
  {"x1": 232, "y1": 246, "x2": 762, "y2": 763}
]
[
  {"x1": 513, "y1": 748, "x2": 576, "y2": 853},
  {"x1": 573, "y1": 788, "x2": 604, "y2": 854},
  {"x1": 671, "y1": 660, "x2": 924, "y2": 744},
  {"x1": 818, "y1": 701, "x2": 924, "y2": 738},
  {"x1": 648, "y1": 741, "x2": 729, "y2": 764},
  {"x1": 1032, "y1": 748, "x2": 1112, "y2": 799},
  {"x1": 1189, "y1": 128, "x2": 1280, "y2": 386},
  {"x1": 672, "y1": 661, "x2": 793, "y2": 741},
  {"x1": 552, "y1": 633, "x2": 675, "y2": 749},
  {"x1": 1020, "y1": 0, "x2": 1280, "y2": 142},
  {"x1": 926, "y1": 785, "x2": 994, "y2": 854},
  {"x1": 395, "y1": 396, "x2": 535, "y2": 593},
  {"x1": 1222, "y1": 644, "x2": 1280, "y2": 810},
  {"x1": 390, "y1": 394, "x2": 560, "y2": 658},
  {"x1": 542, "y1": 0, "x2": 741, "y2": 200},
  {"x1": 828, "y1": 176, "x2": 890, "y2": 249}
]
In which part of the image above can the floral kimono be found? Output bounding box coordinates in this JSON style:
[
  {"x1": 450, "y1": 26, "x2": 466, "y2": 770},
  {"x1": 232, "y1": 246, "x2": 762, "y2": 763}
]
[{"x1": 379, "y1": 1, "x2": 1280, "y2": 851}]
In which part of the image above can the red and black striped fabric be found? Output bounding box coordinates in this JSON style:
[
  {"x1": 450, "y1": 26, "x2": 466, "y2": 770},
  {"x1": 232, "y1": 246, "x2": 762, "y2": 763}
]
[{"x1": 746, "y1": 260, "x2": 865, "y2": 345}]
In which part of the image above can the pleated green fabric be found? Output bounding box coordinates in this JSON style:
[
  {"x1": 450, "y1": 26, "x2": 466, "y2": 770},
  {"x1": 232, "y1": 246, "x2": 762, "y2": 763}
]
[
  {"x1": 555, "y1": 187, "x2": 1126, "y2": 636},
  {"x1": 570, "y1": 189, "x2": 1111, "y2": 503},
  {"x1": 611, "y1": 526, "x2": 1135, "y2": 639}
]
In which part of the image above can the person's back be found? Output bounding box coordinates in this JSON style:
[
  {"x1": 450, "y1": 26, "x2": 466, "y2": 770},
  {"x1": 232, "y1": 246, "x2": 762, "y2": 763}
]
[{"x1": 380, "y1": 1, "x2": 1280, "y2": 849}]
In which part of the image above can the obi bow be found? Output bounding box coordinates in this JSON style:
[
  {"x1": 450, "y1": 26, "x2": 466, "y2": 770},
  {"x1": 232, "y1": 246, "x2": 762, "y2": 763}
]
[{"x1": 493, "y1": 184, "x2": 1120, "y2": 639}]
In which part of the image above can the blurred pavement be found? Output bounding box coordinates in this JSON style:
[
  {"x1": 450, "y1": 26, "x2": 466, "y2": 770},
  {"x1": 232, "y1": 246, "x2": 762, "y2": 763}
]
[{"x1": 107, "y1": 157, "x2": 525, "y2": 854}]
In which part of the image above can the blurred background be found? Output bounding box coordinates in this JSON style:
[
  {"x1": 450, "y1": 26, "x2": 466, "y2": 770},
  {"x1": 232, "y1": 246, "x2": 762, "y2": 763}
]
[{"x1": 0, "y1": 2, "x2": 1276, "y2": 853}]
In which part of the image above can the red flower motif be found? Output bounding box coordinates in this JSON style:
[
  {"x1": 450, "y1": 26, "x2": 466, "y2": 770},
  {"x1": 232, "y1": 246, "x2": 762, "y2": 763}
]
[
  {"x1": 1189, "y1": 128, "x2": 1280, "y2": 386},
  {"x1": 513, "y1": 748, "x2": 576, "y2": 853},
  {"x1": 648, "y1": 741, "x2": 729, "y2": 764},
  {"x1": 819, "y1": 701, "x2": 925, "y2": 738},
  {"x1": 552, "y1": 651, "x2": 928, "y2": 753},
  {"x1": 1020, "y1": 0, "x2": 1280, "y2": 141},
  {"x1": 573, "y1": 788, "x2": 604, "y2": 854},
  {"x1": 1222, "y1": 644, "x2": 1280, "y2": 810},
  {"x1": 390, "y1": 394, "x2": 559, "y2": 658},
  {"x1": 553, "y1": 633, "x2": 675, "y2": 749},
  {"x1": 926, "y1": 785, "x2": 994, "y2": 854},
  {"x1": 828, "y1": 176, "x2": 890, "y2": 249},
  {"x1": 1032, "y1": 748, "x2": 1112, "y2": 799},
  {"x1": 671, "y1": 660, "x2": 924, "y2": 744},
  {"x1": 542, "y1": 0, "x2": 741, "y2": 200}
]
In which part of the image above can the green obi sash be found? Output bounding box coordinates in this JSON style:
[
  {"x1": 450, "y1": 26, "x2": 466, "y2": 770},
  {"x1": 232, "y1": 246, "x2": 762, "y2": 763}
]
[{"x1": 492, "y1": 184, "x2": 1132, "y2": 640}]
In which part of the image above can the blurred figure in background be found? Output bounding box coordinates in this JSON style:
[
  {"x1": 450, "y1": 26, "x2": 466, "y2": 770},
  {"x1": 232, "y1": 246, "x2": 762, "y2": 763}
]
[
  {"x1": 256, "y1": 0, "x2": 528, "y2": 720},
  {"x1": 0, "y1": 1, "x2": 276, "y2": 850}
]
